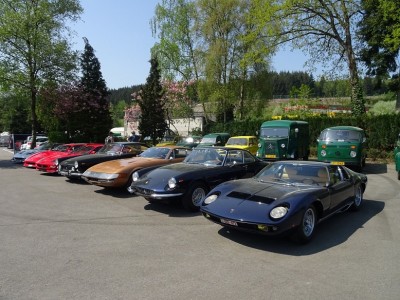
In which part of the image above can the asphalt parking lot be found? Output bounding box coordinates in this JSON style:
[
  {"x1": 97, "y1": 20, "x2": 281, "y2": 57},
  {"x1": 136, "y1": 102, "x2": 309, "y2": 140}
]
[{"x1": 1, "y1": 147, "x2": 399, "y2": 300}]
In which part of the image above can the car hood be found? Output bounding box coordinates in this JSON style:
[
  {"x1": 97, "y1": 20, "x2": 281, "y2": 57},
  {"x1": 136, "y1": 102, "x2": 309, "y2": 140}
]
[
  {"x1": 86, "y1": 157, "x2": 167, "y2": 174},
  {"x1": 201, "y1": 178, "x2": 321, "y2": 223}
]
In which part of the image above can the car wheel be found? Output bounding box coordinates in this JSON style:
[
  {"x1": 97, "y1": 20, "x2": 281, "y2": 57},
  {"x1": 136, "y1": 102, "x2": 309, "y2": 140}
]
[
  {"x1": 398, "y1": 171, "x2": 400, "y2": 181},
  {"x1": 182, "y1": 182, "x2": 208, "y2": 212},
  {"x1": 293, "y1": 205, "x2": 317, "y2": 243},
  {"x1": 351, "y1": 185, "x2": 363, "y2": 211}
]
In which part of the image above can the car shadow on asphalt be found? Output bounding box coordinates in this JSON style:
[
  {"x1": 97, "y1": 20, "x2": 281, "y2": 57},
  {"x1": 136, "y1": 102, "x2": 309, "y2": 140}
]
[
  {"x1": 94, "y1": 188, "x2": 134, "y2": 199},
  {"x1": 143, "y1": 201, "x2": 202, "y2": 218},
  {"x1": 216, "y1": 198, "x2": 384, "y2": 255},
  {"x1": 363, "y1": 162, "x2": 388, "y2": 174},
  {"x1": 0, "y1": 158, "x2": 24, "y2": 169}
]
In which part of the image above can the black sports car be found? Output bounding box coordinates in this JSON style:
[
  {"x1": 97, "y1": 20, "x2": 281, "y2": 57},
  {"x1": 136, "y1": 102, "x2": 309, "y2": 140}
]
[
  {"x1": 200, "y1": 161, "x2": 368, "y2": 243},
  {"x1": 58, "y1": 142, "x2": 147, "y2": 179},
  {"x1": 129, "y1": 147, "x2": 268, "y2": 211}
]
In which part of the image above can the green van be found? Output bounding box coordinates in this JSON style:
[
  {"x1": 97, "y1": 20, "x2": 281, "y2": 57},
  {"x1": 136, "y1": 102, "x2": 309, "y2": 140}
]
[
  {"x1": 394, "y1": 133, "x2": 400, "y2": 180},
  {"x1": 256, "y1": 120, "x2": 310, "y2": 160},
  {"x1": 198, "y1": 132, "x2": 231, "y2": 147},
  {"x1": 317, "y1": 126, "x2": 367, "y2": 171}
]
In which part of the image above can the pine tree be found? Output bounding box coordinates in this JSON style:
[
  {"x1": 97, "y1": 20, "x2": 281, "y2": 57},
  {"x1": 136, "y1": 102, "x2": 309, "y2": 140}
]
[
  {"x1": 137, "y1": 57, "x2": 167, "y2": 145},
  {"x1": 79, "y1": 37, "x2": 112, "y2": 142}
]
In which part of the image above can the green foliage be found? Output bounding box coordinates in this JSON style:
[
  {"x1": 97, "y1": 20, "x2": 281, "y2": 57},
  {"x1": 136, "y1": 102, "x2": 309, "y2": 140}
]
[
  {"x1": 0, "y1": 0, "x2": 82, "y2": 143},
  {"x1": 79, "y1": 38, "x2": 113, "y2": 142},
  {"x1": 369, "y1": 100, "x2": 397, "y2": 115},
  {"x1": 137, "y1": 57, "x2": 168, "y2": 145}
]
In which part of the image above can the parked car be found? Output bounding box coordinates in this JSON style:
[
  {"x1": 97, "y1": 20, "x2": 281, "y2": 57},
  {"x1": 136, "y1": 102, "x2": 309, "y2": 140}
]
[
  {"x1": 197, "y1": 133, "x2": 231, "y2": 147},
  {"x1": 82, "y1": 146, "x2": 191, "y2": 190},
  {"x1": 58, "y1": 142, "x2": 147, "y2": 179},
  {"x1": 129, "y1": 146, "x2": 268, "y2": 211},
  {"x1": 23, "y1": 143, "x2": 86, "y2": 168},
  {"x1": 20, "y1": 136, "x2": 48, "y2": 150},
  {"x1": 35, "y1": 143, "x2": 103, "y2": 173},
  {"x1": 176, "y1": 136, "x2": 202, "y2": 149},
  {"x1": 225, "y1": 136, "x2": 258, "y2": 155},
  {"x1": 256, "y1": 120, "x2": 309, "y2": 160},
  {"x1": 11, "y1": 142, "x2": 61, "y2": 163},
  {"x1": 317, "y1": 126, "x2": 367, "y2": 171},
  {"x1": 0, "y1": 134, "x2": 10, "y2": 147},
  {"x1": 200, "y1": 161, "x2": 367, "y2": 243},
  {"x1": 395, "y1": 133, "x2": 400, "y2": 180}
]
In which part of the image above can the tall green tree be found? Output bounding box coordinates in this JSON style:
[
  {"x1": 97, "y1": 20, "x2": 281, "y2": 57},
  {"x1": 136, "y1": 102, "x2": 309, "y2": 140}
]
[
  {"x1": 79, "y1": 37, "x2": 112, "y2": 141},
  {"x1": 279, "y1": 0, "x2": 366, "y2": 116},
  {"x1": 137, "y1": 57, "x2": 168, "y2": 145},
  {"x1": 0, "y1": 0, "x2": 82, "y2": 147},
  {"x1": 359, "y1": 0, "x2": 400, "y2": 110}
]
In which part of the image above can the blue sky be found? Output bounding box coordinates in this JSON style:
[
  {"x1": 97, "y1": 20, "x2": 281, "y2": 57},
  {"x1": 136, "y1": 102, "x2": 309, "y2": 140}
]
[{"x1": 72, "y1": 0, "x2": 312, "y2": 90}]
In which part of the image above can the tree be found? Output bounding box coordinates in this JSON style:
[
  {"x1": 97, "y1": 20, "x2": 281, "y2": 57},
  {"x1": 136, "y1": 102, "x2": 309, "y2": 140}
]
[
  {"x1": 279, "y1": 0, "x2": 366, "y2": 116},
  {"x1": 79, "y1": 37, "x2": 112, "y2": 141},
  {"x1": 136, "y1": 57, "x2": 168, "y2": 145},
  {"x1": 0, "y1": 0, "x2": 82, "y2": 147},
  {"x1": 359, "y1": 0, "x2": 400, "y2": 110}
]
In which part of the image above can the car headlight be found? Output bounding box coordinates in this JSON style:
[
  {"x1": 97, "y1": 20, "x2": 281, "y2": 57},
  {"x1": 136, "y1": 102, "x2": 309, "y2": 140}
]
[
  {"x1": 132, "y1": 171, "x2": 139, "y2": 182},
  {"x1": 270, "y1": 206, "x2": 288, "y2": 219},
  {"x1": 168, "y1": 177, "x2": 177, "y2": 189},
  {"x1": 350, "y1": 151, "x2": 357, "y2": 157},
  {"x1": 257, "y1": 143, "x2": 261, "y2": 148},
  {"x1": 203, "y1": 194, "x2": 219, "y2": 205},
  {"x1": 74, "y1": 161, "x2": 79, "y2": 169},
  {"x1": 281, "y1": 143, "x2": 285, "y2": 148},
  {"x1": 320, "y1": 150, "x2": 326, "y2": 157}
]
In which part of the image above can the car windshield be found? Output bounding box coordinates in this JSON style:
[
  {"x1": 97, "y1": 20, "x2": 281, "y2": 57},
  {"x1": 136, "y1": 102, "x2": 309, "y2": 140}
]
[
  {"x1": 53, "y1": 144, "x2": 72, "y2": 152},
  {"x1": 98, "y1": 143, "x2": 124, "y2": 154},
  {"x1": 260, "y1": 127, "x2": 289, "y2": 138},
  {"x1": 184, "y1": 148, "x2": 227, "y2": 165},
  {"x1": 255, "y1": 162, "x2": 329, "y2": 186},
  {"x1": 226, "y1": 138, "x2": 247, "y2": 146},
  {"x1": 139, "y1": 147, "x2": 170, "y2": 159},
  {"x1": 199, "y1": 137, "x2": 216, "y2": 144},
  {"x1": 177, "y1": 137, "x2": 201, "y2": 144},
  {"x1": 320, "y1": 129, "x2": 361, "y2": 141}
]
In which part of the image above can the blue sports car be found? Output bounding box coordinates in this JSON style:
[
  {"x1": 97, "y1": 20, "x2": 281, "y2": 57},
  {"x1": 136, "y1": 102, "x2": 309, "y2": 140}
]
[
  {"x1": 130, "y1": 147, "x2": 268, "y2": 211},
  {"x1": 200, "y1": 161, "x2": 367, "y2": 243}
]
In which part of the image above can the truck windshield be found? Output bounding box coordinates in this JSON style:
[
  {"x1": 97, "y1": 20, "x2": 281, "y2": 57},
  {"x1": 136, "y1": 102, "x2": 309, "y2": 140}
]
[
  {"x1": 320, "y1": 130, "x2": 361, "y2": 141},
  {"x1": 260, "y1": 127, "x2": 289, "y2": 138}
]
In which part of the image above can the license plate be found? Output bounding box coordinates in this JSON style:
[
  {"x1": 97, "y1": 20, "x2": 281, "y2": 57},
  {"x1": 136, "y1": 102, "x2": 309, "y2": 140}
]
[
  {"x1": 265, "y1": 154, "x2": 276, "y2": 158},
  {"x1": 220, "y1": 218, "x2": 238, "y2": 226},
  {"x1": 331, "y1": 161, "x2": 345, "y2": 165}
]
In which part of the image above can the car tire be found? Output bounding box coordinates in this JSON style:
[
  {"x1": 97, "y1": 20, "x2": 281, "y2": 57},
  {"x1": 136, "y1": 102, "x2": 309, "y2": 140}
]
[
  {"x1": 350, "y1": 185, "x2": 363, "y2": 211},
  {"x1": 398, "y1": 171, "x2": 400, "y2": 181},
  {"x1": 182, "y1": 182, "x2": 208, "y2": 212},
  {"x1": 292, "y1": 205, "x2": 317, "y2": 244}
]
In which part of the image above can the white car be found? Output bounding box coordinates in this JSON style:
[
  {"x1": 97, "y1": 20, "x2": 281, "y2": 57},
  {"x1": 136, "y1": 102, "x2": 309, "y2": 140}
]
[{"x1": 20, "y1": 136, "x2": 48, "y2": 150}]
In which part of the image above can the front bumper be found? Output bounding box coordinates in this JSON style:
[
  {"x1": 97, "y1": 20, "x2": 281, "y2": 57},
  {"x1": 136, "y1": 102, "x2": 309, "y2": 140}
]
[{"x1": 133, "y1": 186, "x2": 183, "y2": 200}]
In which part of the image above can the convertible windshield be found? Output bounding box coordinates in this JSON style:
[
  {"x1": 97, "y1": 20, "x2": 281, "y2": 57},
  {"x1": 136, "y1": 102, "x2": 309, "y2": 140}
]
[
  {"x1": 184, "y1": 148, "x2": 227, "y2": 165},
  {"x1": 139, "y1": 147, "x2": 170, "y2": 159},
  {"x1": 260, "y1": 127, "x2": 289, "y2": 138},
  {"x1": 319, "y1": 130, "x2": 361, "y2": 142}
]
